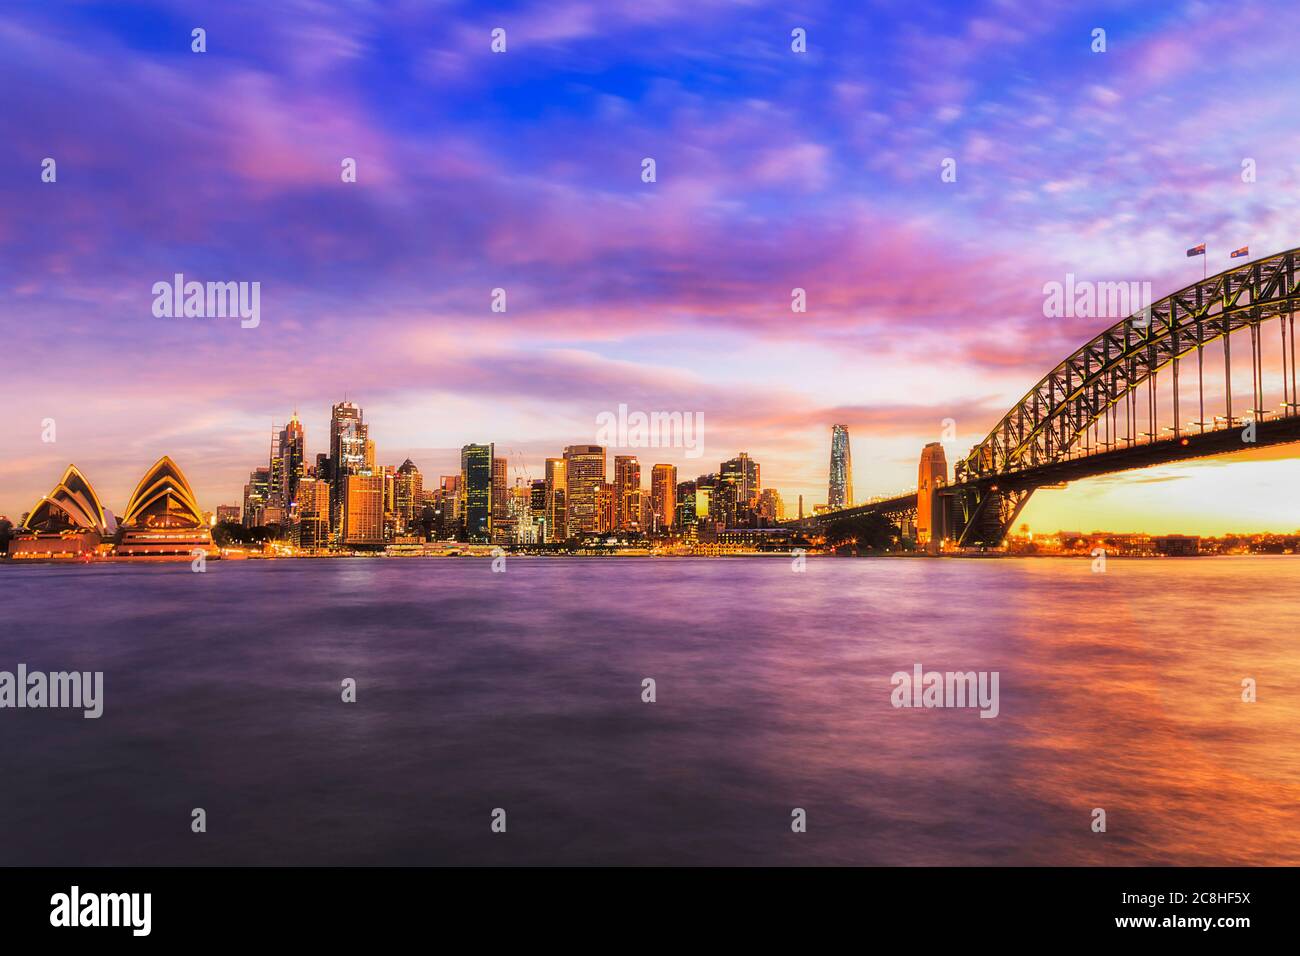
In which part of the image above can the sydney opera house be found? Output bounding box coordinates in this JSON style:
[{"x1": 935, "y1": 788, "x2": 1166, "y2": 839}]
[{"x1": 7, "y1": 457, "x2": 217, "y2": 561}]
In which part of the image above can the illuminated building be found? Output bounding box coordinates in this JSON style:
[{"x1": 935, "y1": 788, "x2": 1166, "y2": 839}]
[
  {"x1": 115, "y1": 457, "x2": 215, "y2": 558},
  {"x1": 242, "y1": 467, "x2": 269, "y2": 527},
  {"x1": 916, "y1": 442, "x2": 948, "y2": 546},
  {"x1": 269, "y1": 412, "x2": 305, "y2": 522},
  {"x1": 757, "y1": 487, "x2": 784, "y2": 523},
  {"x1": 650, "y1": 464, "x2": 676, "y2": 533},
  {"x1": 674, "y1": 480, "x2": 696, "y2": 533},
  {"x1": 614, "y1": 455, "x2": 641, "y2": 531},
  {"x1": 329, "y1": 402, "x2": 368, "y2": 539},
  {"x1": 719, "y1": 453, "x2": 760, "y2": 526},
  {"x1": 296, "y1": 478, "x2": 330, "y2": 551},
  {"x1": 597, "y1": 482, "x2": 616, "y2": 533},
  {"x1": 342, "y1": 473, "x2": 384, "y2": 547},
  {"x1": 394, "y1": 459, "x2": 423, "y2": 532},
  {"x1": 460, "y1": 443, "x2": 494, "y2": 542},
  {"x1": 215, "y1": 504, "x2": 240, "y2": 525},
  {"x1": 545, "y1": 458, "x2": 567, "y2": 542},
  {"x1": 492, "y1": 456, "x2": 509, "y2": 527},
  {"x1": 8, "y1": 464, "x2": 110, "y2": 560},
  {"x1": 563, "y1": 445, "x2": 605, "y2": 535},
  {"x1": 829, "y1": 424, "x2": 853, "y2": 510}
]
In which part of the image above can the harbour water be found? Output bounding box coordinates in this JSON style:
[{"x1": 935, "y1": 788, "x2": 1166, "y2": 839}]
[{"x1": 1, "y1": 556, "x2": 1297, "y2": 865}]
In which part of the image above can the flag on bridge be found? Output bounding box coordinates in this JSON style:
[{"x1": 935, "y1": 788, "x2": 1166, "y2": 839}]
[
  {"x1": 1231, "y1": 246, "x2": 1249, "y2": 258},
  {"x1": 1186, "y1": 243, "x2": 1206, "y2": 257}
]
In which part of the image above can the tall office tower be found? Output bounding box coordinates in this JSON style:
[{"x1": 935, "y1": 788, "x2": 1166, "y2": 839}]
[
  {"x1": 342, "y1": 473, "x2": 385, "y2": 547},
  {"x1": 675, "y1": 480, "x2": 697, "y2": 532},
  {"x1": 268, "y1": 412, "x2": 306, "y2": 523},
  {"x1": 828, "y1": 424, "x2": 853, "y2": 510},
  {"x1": 639, "y1": 490, "x2": 654, "y2": 534},
  {"x1": 242, "y1": 466, "x2": 270, "y2": 527},
  {"x1": 530, "y1": 479, "x2": 547, "y2": 517},
  {"x1": 695, "y1": 473, "x2": 718, "y2": 522},
  {"x1": 329, "y1": 402, "x2": 368, "y2": 538},
  {"x1": 596, "y1": 482, "x2": 616, "y2": 533},
  {"x1": 395, "y1": 459, "x2": 423, "y2": 531},
  {"x1": 916, "y1": 441, "x2": 949, "y2": 546},
  {"x1": 296, "y1": 478, "x2": 330, "y2": 551},
  {"x1": 650, "y1": 464, "x2": 677, "y2": 532},
  {"x1": 440, "y1": 475, "x2": 460, "y2": 521},
  {"x1": 460, "y1": 443, "x2": 494, "y2": 542},
  {"x1": 544, "y1": 458, "x2": 567, "y2": 542},
  {"x1": 757, "y1": 487, "x2": 785, "y2": 523},
  {"x1": 381, "y1": 465, "x2": 399, "y2": 540},
  {"x1": 492, "y1": 457, "x2": 509, "y2": 525},
  {"x1": 315, "y1": 453, "x2": 331, "y2": 482},
  {"x1": 364, "y1": 439, "x2": 376, "y2": 473},
  {"x1": 719, "y1": 453, "x2": 760, "y2": 526},
  {"x1": 563, "y1": 445, "x2": 605, "y2": 535},
  {"x1": 613, "y1": 455, "x2": 641, "y2": 531}
]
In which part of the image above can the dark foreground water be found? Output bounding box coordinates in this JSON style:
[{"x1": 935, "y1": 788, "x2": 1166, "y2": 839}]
[{"x1": 1, "y1": 556, "x2": 1298, "y2": 866}]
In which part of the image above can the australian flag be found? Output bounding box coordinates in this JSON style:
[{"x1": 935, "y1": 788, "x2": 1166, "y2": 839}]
[
  {"x1": 1231, "y1": 246, "x2": 1249, "y2": 258},
  {"x1": 1186, "y1": 243, "x2": 1206, "y2": 257}
]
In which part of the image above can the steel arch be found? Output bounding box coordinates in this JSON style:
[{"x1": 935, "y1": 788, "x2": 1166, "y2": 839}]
[{"x1": 955, "y1": 248, "x2": 1300, "y2": 483}]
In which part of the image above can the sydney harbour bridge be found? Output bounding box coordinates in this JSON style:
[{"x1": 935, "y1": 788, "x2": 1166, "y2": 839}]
[{"x1": 789, "y1": 247, "x2": 1300, "y2": 547}]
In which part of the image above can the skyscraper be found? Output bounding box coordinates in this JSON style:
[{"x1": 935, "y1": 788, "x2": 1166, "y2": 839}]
[
  {"x1": 651, "y1": 464, "x2": 676, "y2": 532},
  {"x1": 296, "y1": 477, "x2": 330, "y2": 551},
  {"x1": 342, "y1": 473, "x2": 384, "y2": 547},
  {"x1": 395, "y1": 458, "x2": 423, "y2": 532},
  {"x1": 460, "y1": 443, "x2": 494, "y2": 542},
  {"x1": 544, "y1": 457, "x2": 567, "y2": 542},
  {"x1": 492, "y1": 456, "x2": 509, "y2": 524},
  {"x1": 269, "y1": 412, "x2": 305, "y2": 521},
  {"x1": 242, "y1": 466, "x2": 270, "y2": 527},
  {"x1": 563, "y1": 445, "x2": 605, "y2": 535},
  {"x1": 329, "y1": 402, "x2": 368, "y2": 539},
  {"x1": 829, "y1": 424, "x2": 853, "y2": 510},
  {"x1": 675, "y1": 480, "x2": 697, "y2": 533},
  {"x1": 613, "y1": 455, "x2": 641, "y2": 531},
  {"x1": 719, "y1": 453, "x2": 760, "y2": 526}
]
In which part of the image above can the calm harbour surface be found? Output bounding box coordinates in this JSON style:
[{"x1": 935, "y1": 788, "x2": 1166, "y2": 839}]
[{"x1": 2, "y1": 555, "x2": 1298, "y2": 866}]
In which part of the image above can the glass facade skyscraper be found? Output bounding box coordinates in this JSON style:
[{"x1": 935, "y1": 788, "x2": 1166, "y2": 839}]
[
  {"x1": 461, "y1": 443, "x2": 494, "y2": 542},
  {"x1": 828, "y1": 424, "x2": 853, "y2": 510}
]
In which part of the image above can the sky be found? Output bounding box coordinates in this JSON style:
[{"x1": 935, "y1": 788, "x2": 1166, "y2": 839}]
[{"x1": 2, "y1": 0, "x2": 1299, "y2": 534}]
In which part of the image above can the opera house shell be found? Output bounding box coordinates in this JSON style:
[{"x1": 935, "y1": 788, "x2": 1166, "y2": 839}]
[{"x1": 8, "y1": 457, "x2": 216, "y2": 561}]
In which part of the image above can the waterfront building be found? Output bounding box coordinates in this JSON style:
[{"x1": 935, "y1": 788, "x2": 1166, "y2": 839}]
[
  {"x1": 269, "y1": 413, "x2": 306, "y2": 521},
  {"x1": 115, "y1": 457, "x2": 215, "y2": 558},
  {"x1": 242, "y1": 466, "x2": 270, "y2": 527},
  {"x1": 296, "y1": 478, "x2": 330, "y2": 551},
  {"x1": 614, "y1": 455, "x2": 641, "y2": 531},
  {"x1": 829, "y1": 424, "x2": 853, "y2": 510},
  {"x1": 460, "y1": 444, "x2": 494, "y2": 542},
  {"x1": 215, "y1": 504, "x2": 241, "y2": 525},
  {"x1": 563, "y1": 445, "x2": 605, "y2": 535},
  {"x1": 757, "y1": 487, "x2": 785, "y2": 523},
  {"x1": 8, "y1": 464, "x2": 111, "y2": 560},
  {"x1": 674, "y1": 480, "x2": 697, "y2": 533},
  {"x1": 394, "y1": 459, "x2": 423, "y2": 533},
  {"x1": 329, "y1": 402, "x2": 368, "y2": 539},
  {"x1": 719, "y1": 453, "x2": 760, "y2": 526},
  {"x1": 342, "y1": 473, "x2": 384, "y2": 547},
  {"x1": 651, "y1": 464, "x2": 676, "y2": 532},
  {"x1": 544, "y1": 458, "x2": 567, "y2": 542}
]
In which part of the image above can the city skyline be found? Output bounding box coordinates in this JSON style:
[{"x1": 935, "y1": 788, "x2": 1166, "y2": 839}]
[{"x1": 5, "y1": 2, "x2": 1300, "y2": 534}]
